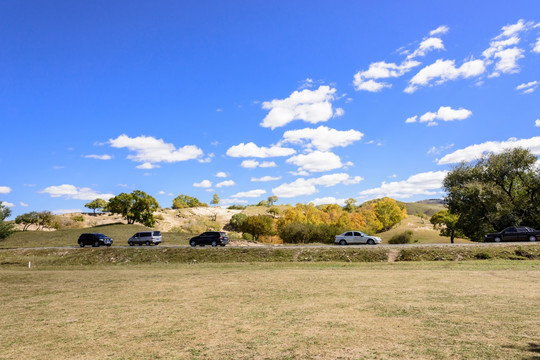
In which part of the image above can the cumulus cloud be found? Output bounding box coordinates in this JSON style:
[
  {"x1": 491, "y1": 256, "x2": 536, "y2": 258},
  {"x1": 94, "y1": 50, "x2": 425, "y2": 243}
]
[
  {"x1": 0, "y1": 186, "x2": 12, "y2": 194},
  {"x1": 280, "y1": 126, "x2": 364, "y2": 151},
  {"x1": 240, "y1": 160, "x2": 278, "y2": 169},
  {"x1": 227, "y1": 142, "x2": 295, "y2": 158},
  {"x1": 2, "y1": 201, "x2": 15, "y2": 208},
  {"x1": 438, "y1": 136, "x2": 540, "y2": 164},
  {"x1": 231, "y1": 189, "x2": 266, "y2": 198},
  {"x1": 286, "y1": 151, "x2": 344, "y2": 173},
  {"x1": 215, "y1": 172, "x2": 228, "y2": 178},
  {"x1": 272, "y1": 173, "x2": 363, "y2": 198},
  {"x1": 516, "y1": 81, "x2": 538, "y2": 94},
  {"x1": 354, "y1": 60, "x2": 420, "y2": 92},
  {"x1": 359, "y1": 171, "x2": 448, "y2": 199},
  {"x1": 535, "y1": 37, "x2": 540, "y2": 53},
  {"x1": 216, "y1": 180, "x2": 235, "y2": 188},
  {"x1": 405, "y1": 59, "x2": 485, "y2": 93},
  {"x1": 251, "y1": 176, "x2": 282, "y2": 182},
  {"x1": 109, "y1": 134, "x2": 203, "y2": 167},
  {"x1": 193, "y1": 180, "x2": 212, "y2": 188},
  {"x1": 20, "y1": 202, "x2": 29, "y2": 207},
  {"x1": 84, "y1": 154, "x2": 113, "y2": 160},
  {"x1": 407, "y1": 106, "x2": 472, "y2": 126},
  {"x1": 136, "y1": 162, "x2": 161, "y2": 170},
  {"x1": 407, "y1": 37, "x2": 445, "y2": 59},
  {"x1": 536, "y1": 119, "x2": 540, "y2": 127},
  {"x1": 40, "y1": 185, "x2": 114, "y2": 201},
  {"x1": 260, "y1": 86, "x2": 342, "y2": 129},
  {"x1": 310, "y1": 197, "x2": 348, "y2": 206},
  {"x1": 430, "y1": 25, "x2": 449, "y2": 36}
]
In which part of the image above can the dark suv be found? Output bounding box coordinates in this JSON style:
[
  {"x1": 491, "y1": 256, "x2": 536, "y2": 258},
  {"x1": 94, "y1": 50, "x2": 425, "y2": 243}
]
[
  {"x1": 189, "y1": 231, "x2": 229, "y2": 247},
  {"x1": 78, "y1": 233, "x2": 113, "y2": 247},
  {"x1": 128, "y1": 231, "x2": 162, "y2": 246}
]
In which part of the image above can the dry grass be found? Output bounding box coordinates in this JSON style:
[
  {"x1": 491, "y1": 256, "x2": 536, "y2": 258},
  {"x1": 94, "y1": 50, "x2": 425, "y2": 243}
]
[
  {"x1": 379, "y1": 215, "x2": 470, "y2": 244},
  {"x1": 1, "y1": 261, "x2": 539, "y2": 359}
]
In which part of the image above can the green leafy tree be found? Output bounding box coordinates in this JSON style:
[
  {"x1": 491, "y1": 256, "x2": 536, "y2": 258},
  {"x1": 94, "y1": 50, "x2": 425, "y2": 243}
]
[
  {"x1": 373, "y1": 197, "x2": 407, "y2": 231},
  {"x1": 256, "y1": 200, "x2": 268, "y2": 207},
  {"x1": 343, "y1": 198, "x2": 357, "y2": 213},
  {"x1": 444, "y1": 148, "x2": 540, "y2": 241},
  {"x1": 15, "y1": 211, "x2": 39, "y2": 231},
  {"x1": 228, "y1": 213, "x2": 247, "y2": 232},
  {"x1": 85, "y1": 198, "x2": 108, "y2": 214},
  {"x1": 268, "y1": 206, "x2": 280, "y2": 218},
  {"x1": 108, "y1": 191, "x2": 159, "y2": 227},
  {"x1": 267, "y1": 195, "x2": 278, "y2": 206},
  {"x1": 239, "y1": 215, "x2": 274, "y2": 242},
  {"x1": 430, "y1": 210, "x2": 464, "y2": 244},
  {"x1": 211, "y1": 193, "x2": 220, "y2": 206},
  {"x1": 172, "y1": 194, "x2": 207, "y2": 209},
  {"x1": 36, "y1": 211, "x2": 55, "y2": 230},
  {"x1": 0, "y1": 202, "x2": 16, "y2": 241}
]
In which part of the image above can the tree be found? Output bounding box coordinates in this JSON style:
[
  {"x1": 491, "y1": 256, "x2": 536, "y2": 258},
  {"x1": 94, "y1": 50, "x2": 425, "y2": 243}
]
[
  {"x1": 228, "y1": 213, "x2": 247, "y2": 232},
  {"x1": 430, "y1": 210, "x2": 464, "y2": 244},
  {"x1": 15, "y1": 211, "x2": 39, "y2": 231},
  {"x1": 444, "y1": 148, "x2": 540, "y2": 241},
  {"x1": 85, "y1": 198, "x2": 108, "y2": 214},
  {"x1": 211, "y1": 193, "x2": 220, "y2": 206},
  {"x1": 172, "y1": 194, "x2": 207, "y2": 209},
  {"x1": 267, "y1": 195, "x2": 278, "y2": 206},
  {"x1": 0, "y1": 202, "x2": 16, "y2": 241},
  {"x1": 343, "y1": 198, "x2": 357, "y2": 213},
  {"x1": 239, "y1": 215, "x2": 274, "y2": 242},
  {"x1": 108, "y1": 191, "x2": 160, "y2": 227},
  {"x1": 256, "y1": 200, "x2": 268, "y2": 207},
  {"x1": 372, "y1": 197, "x2": 407, "y2": 231},
  {"x1": 36, "y1": 211, "x2": 55, "y2": 230},
  {"x1": 268, "y1": 207, "x2": 280, "y2": 218}
]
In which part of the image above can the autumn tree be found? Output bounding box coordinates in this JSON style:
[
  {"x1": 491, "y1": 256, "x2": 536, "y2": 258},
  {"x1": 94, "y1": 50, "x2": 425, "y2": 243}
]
[
  {"x1": 267, "y1": 195, "x2": 278, "y2": 206},
  {"x1": 85, "y1": 198, "x2": 108, "y2": 214},
  {"x1": 373, "y1": 197, "x2": 407, "y2": 231},
  {"x1": 444, "y1": 148, "x2": 540, "y2": 241},
  {"x1": 108, "y1": 190, "x2": 160, "y2": 227},
  {"x1": 239, "y1": 215, "x2": 274, "y2": 242},
  {"x1": 430, "y1": 210, "x2": 464, "y2": 244}
]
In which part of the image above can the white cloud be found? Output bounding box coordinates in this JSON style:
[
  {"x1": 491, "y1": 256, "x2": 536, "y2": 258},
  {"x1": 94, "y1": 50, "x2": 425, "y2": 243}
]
[
  {"x1": 158, "y1": 191, "x2": 166, "y2": 195},
  {"x1": 84, "y1": 154, "x2": 113, "y2": 160},
  {"x1": 354, "y1": 60, "x2": 420, "y2": 92},
  {"x1": 193, "y1": 180, "x2": 212, "y2": 188},
  {"x1": 109, "y1": 134, "x2": 203, "y2": 167},
  {"x1": 409, "y1": 106, "x2": 472, "y2": 126},
  {"x1": 427, "y1": 144, "x2": 455, "y2": 156},
  {"x1": 536, "y1": 119, "x2": 540, "y2": 127},
  {"x1": 220, "y1": 198, "x2": 249, "y2": 206},
  {"x1": 251, "y1": 176, "x2": 282, "y2": 182},
  {"x1": 215, "y1": 172, "x2": 228, "y2": 178},
  {"x1": 493, "y1": 47, "x2": 524, "y2": 74},
  {"x1": 136, "y1": 162, "x2": 161, "y2": 170},
  {"x1": 40, "y1": 184, "x2": 114, "y2": 201},
  {"x1": 216, "y1": 180, "x2": 235, "y2": 188},
  {"x1": 310, "y1": 197, "x2": 348, "y2": 206},
  {"x1": 286, "y1": 151, "x2": 343, "y2": 173},
  {"x1": 2, "y1": 201, "x2": 15, "y2": 208},
  {"x1": 227, "y1": 142, "x2": 295, "y2": 158},
  {"x1": 534, "y1": 37, "x2": 540, "y2": 53},
  {"x1": 260, "y1": 86, "x2": 341, "y2": 129},
  {"x1": 0, "y1": 186, "x2": 12, "y2": 194},
  {"x1": 240, "y1": 159, "x2": 278, "y2": 169},
  {"x1": 53, "y1": 209, "x2": 83, "y2": 215},
  {"x1": 359, "y1": 171, "x2": 448, "y2": 199},
  {"x1": 405, "y1": 59, "x2": 485, "y2": 93},
  {"x1": 407, "y1": 37, "x2": 445, "y2": 59},
  {"x1": 438, "y1": 136, "x2": 540, "y2": 164},
  {"x1": 231, "y1": 189, "x2": 266, "y2": 198},
  {"x1": 272, "y1": 173, "x2": 363, "y2": 198},
  {"x1": 430, "y1": 25, "x2": 449, "y2": 36},
  {"x1": 20, "y1": 202, "x2": 29, "y2": 207},
  {"x1": 260, "y1": 161, "x2": 277, "y2": 168},
  {"x1": 516, "y1": 81, "x2": 538, "y2": 94},
  {"x1": 281, "y1": 126, "x2": 364, "y2": 151}
]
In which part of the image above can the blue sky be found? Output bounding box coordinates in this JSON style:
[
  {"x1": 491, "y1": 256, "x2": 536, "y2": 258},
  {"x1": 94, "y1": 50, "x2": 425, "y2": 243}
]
[{"x1": 1, "y1": 1, "x2": 539, "y2": 217}]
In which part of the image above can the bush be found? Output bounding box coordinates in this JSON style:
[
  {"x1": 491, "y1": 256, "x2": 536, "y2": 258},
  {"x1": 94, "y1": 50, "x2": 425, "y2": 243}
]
[
  {"x1": 227, "y1": 205, "x2": 246, "y2": 210},
  {"x1": 71, "y1": 215, "x2": 84, "y2": 222},
  {"x1": 388, "y1": 230, "x2": 413, "y2": 244},
  {"x1": 278, "y1": 222, "x2": 342, "y2": 244}
]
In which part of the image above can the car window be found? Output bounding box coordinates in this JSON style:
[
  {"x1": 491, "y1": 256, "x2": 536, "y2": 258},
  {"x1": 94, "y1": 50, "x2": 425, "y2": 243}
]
[
  {"x1": 505, "y1": 228, "x2": 517, "y2": 233},
  {"x1": 353, "y1": 232, "x2": 362, "y2": 237},
  {"x1": 344, "y1": 232, "x2": 353, "y2": 236},
  {"x1": 141, "y1": 232, "x2": 151, "y2": 237},
  {"x1": 153, "y1": 231, "x2": 161, "y2": 236}
]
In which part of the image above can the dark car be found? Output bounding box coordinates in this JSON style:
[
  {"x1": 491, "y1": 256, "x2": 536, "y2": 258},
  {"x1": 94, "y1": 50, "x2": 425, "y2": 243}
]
[
  {"x1": 189, "y1": 231, "x2": 229, "y2": 247},
  {"x1": 78, "y1": 233, "x2": 113, "y2": 247},
  {"x1": 484, "y1": 227, "x2": 540, "y2": 242},
  {"x1": 128, "y1": 231, "x2": 162, "y2": 246}
]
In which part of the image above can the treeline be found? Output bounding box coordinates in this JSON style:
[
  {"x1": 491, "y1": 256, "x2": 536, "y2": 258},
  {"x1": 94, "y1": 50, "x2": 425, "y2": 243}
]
[{"x1": 228, "y1": 198, "x2": 407, "y2": 244}]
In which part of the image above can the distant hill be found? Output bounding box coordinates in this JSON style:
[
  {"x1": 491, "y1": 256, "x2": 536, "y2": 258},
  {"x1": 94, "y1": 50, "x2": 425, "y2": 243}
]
[{"x1": 401, "y1": 199, "x2": 446, "y2": 217}]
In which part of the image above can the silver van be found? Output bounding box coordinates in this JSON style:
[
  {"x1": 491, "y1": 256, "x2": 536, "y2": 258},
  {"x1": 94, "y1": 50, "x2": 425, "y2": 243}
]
[{"x1": 128, "y1": 231, "x2": 162, "y2": 246}]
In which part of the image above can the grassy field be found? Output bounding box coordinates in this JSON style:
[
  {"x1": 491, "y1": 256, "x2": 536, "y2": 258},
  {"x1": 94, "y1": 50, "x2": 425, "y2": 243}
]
[{"x1": 1, "y1": 261, "x2": 539, "y2": 359}]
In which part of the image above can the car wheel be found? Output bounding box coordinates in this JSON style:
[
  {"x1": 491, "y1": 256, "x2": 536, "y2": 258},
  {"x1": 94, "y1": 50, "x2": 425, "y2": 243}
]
[
  {"x1": 211, "y1": 241, "x2": 218, "y2": 247},
  {"x1": 146, "y1": 241, "x2": 151, "y2": 246},
  {"x1": 529, "y1": 235, "x2": 536, "y2": 242},
  {"x1": 93, "y1": 241, "x2": 100, "y2": 247},
  {"x1": 367, "y1": 239, "x2": 375, "y2": 245},
  {"x1": 494, "y1": 237, "x2": 501, "y2": 243},
  {"x1": 129, "y1": 242, "x2": 134, "y2": 246},
  {"x1": 190, "y1": 240, "x2": 196, "y2": 247},
  {"x1": 79, "y1": 242, "x2": 84, "y2": 248},
  {"x1": 339, "y1": 240, "x2": 347, "y2": 246}
]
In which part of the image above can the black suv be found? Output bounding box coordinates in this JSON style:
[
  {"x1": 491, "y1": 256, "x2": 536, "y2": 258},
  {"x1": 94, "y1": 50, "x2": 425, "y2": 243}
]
[
  {"x1": 189, "y1": 231, "x2": 229, "y2": 247},
  {"x1": 78, "y1": 233, "x2": 113, "y2": 247}
]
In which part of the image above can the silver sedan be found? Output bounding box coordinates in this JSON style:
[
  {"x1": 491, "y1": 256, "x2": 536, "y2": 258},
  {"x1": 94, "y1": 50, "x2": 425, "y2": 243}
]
[{"x1": 335, "y1": 231, "x2": 382, "y2": 245}]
